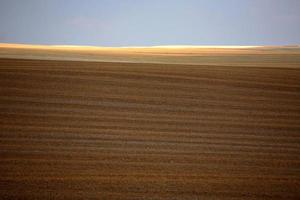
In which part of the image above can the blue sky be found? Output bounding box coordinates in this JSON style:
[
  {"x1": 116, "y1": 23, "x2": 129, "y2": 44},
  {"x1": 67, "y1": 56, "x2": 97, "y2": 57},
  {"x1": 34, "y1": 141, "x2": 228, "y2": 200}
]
[{"x1": 0, "y1": 0, "x2": 299, "y2": 46}]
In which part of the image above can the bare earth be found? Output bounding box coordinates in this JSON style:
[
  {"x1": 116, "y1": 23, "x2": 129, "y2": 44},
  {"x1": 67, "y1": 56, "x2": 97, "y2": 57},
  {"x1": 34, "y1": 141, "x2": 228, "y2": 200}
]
[{"x1": 0, "y1": 44, "x2": 300, "y2": 199}]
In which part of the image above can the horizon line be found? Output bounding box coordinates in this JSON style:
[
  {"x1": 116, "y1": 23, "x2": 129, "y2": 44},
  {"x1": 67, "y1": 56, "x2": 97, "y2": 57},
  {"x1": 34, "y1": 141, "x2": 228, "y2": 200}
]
[{"x1": 1, "y1": 43, "x2": 300, "y2": 49}]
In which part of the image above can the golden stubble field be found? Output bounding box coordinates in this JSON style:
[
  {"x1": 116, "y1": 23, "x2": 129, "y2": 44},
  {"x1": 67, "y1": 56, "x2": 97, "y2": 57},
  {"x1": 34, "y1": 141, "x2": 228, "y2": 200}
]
[{"x1": 0, "y1": 44, "x2": 300, "y2": 199}]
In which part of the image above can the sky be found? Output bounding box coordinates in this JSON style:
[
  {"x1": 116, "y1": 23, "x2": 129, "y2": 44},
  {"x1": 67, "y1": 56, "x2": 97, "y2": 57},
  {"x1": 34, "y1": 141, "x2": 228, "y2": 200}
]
[{"x1": 0, "y1": 0, "x2": 299, "y2": 46}]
